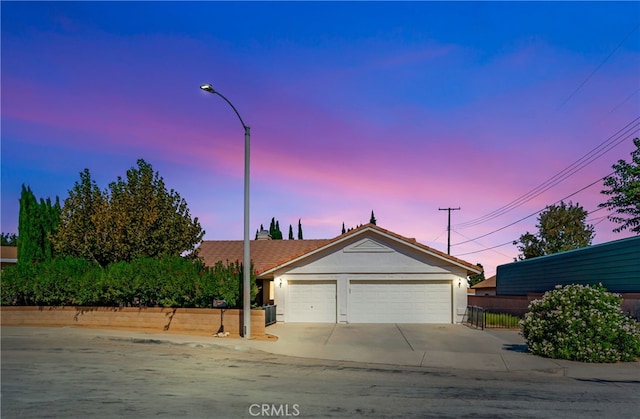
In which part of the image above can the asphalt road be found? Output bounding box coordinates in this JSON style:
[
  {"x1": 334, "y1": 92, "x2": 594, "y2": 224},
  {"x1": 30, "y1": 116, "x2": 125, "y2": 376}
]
[{"x1": 1, "y1": 327, "x2": 639, "y2": 418}]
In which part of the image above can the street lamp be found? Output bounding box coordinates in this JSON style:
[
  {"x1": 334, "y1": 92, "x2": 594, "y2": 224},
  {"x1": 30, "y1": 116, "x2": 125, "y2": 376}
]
[{"x1": 200, "y1": 83, "x2": 252, "y2": 339}]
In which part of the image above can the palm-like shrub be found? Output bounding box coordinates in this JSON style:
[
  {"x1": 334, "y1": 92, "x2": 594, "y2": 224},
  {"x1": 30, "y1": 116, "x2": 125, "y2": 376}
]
[{"x1": 521, "y1": 284, "x2": 640, "y2": 363}]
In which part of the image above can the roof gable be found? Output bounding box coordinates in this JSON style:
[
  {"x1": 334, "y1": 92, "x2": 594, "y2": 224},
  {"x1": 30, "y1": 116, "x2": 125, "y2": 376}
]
[
  {"x1": 197, "y1": 224, "x2": 482, "y2": 277},
  {"x1": 260, "y1": 224, "x2": 482, "y2": 276}
]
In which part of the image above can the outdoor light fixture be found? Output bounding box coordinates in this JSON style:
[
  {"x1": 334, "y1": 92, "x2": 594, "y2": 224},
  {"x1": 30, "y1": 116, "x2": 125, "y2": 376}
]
[
  {"x1": 200, "y1": 83, "x2": 252, "y2": 339},
  {"x1": 200, "y1": 83, "x2": 215, "y2": 93},
  {"x1": 458, "y1": 279, "x2": 462, "y2": 288},
  {"x1": 279, "y1": 279, "x2": 283, "y2": 288}
]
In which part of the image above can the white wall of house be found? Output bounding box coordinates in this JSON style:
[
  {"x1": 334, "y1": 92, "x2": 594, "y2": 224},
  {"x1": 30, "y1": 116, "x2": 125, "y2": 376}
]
[{"x1": 271, "y1": 236, "x2": 470, "y2": 324}]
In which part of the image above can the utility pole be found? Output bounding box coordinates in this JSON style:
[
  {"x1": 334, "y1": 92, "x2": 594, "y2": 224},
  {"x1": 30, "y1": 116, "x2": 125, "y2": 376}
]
[{"x1": 439, "y1": 207, "x2": 460, "y2": 255}]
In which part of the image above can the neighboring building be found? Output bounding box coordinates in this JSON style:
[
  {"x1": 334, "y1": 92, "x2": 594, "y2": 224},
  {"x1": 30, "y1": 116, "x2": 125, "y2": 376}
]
[
  {"x1": 0, "y1": 246, "x2": 18, "y2": 269},
  {"x1": 470, "y1": 275, "x2": 496, "y2": 296},
  {"x1": 497, "y1": 236, "x2": 640, "y2": 296},
  {"x1": 198, "y1": 224, "x2": 482, "y2": 324}
]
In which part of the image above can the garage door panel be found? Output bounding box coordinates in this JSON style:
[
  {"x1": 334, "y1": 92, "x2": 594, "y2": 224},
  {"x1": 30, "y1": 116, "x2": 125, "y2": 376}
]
[
  {"x1": 349, "y1": 281, "x2": 451, "y2": 323},
  {"x1": 288, "y1": 281, "x2": 336, "y2": 323}
]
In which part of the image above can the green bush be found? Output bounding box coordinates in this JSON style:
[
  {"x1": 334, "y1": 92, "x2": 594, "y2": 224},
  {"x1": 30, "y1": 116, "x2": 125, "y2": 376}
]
[
  {"x1": 0, "y1": 256, "x2": 257, "y2": 309},
  {"x1": 1, "y1": 262, "x2": 39, "y2": 305},
  {"x1": 521, "y1": 284, "x2": 640, "y2": 363}
]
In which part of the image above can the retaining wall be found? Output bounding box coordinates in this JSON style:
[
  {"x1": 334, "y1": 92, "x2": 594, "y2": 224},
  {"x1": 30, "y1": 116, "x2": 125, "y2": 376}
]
[{"x1": 0, "y1": 306, "x2": 266, "y2": 337}]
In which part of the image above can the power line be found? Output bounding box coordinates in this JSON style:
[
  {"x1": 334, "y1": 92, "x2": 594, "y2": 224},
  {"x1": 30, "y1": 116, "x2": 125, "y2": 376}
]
[
  {"x1": 454, "y1": 240, "x2": 514, "y2": 257},
  {"x1": 455, "y1": 118, "x2": 639, "y2": 230},
  {"x1": 452, "y1": 25, "x2": 639, "y2": 234},
  {"x1": 454, "y1": 203, "x2": 616, "y2": 258},
  {"x1": 557, "y1": 23, "x2": 640, "y2": 111},
  {"x1": 451, "y1": 172, "x2": 613, "y2": 247},
  {"x1": 451, "y1": 229, "x2": 513, "y2": 259},
  {"x1": 592, "y1": 216, "x2": 610, "y2": 227},
  {"x1": 606, "y1": 88, "x2": 640, "y2": 116},
  {"x1": 455, "y1": 119, "x2": 638, "y2": 229},
  {"x1": 587, "y1": 214, "x2": 609, "y2": 224}
]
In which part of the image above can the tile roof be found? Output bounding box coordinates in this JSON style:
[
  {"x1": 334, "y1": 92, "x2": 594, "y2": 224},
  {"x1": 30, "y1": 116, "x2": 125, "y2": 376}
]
[
  {"x1": 197, "y1": 239, "x2": 331, "y2": 274},
  {"x1": 198, "y1": 224, "x2": 482, "y2": 277}
]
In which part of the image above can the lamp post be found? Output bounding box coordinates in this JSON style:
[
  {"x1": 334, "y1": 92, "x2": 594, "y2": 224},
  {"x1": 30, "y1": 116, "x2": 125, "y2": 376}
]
[{"x1": 200, "y1": 83, "x2": 251, "y2": 339}]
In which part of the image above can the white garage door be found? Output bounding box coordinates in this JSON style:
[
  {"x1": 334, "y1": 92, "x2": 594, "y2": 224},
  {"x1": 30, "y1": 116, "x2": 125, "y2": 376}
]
[
  {"x1": 349, "y1": 281, "x2": 452, "y2": 323},
  {"x1": 288, "y1": 281, "x2": 336, "y2": 323}
]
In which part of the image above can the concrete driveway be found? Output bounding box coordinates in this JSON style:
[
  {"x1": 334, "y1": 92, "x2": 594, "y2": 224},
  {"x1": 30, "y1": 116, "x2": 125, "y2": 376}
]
[
  {"x1": 236, "y1": 323, "x2": 640, "y2": 380},
  {"x1": 246, "y1": 323, "x2": 530, "y2": 369}
]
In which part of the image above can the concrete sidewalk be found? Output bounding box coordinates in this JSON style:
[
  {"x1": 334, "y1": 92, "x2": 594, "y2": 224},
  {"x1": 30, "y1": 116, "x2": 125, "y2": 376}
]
[{"x1": 49, "y1": 323, "x2": 640, "y2": 382}]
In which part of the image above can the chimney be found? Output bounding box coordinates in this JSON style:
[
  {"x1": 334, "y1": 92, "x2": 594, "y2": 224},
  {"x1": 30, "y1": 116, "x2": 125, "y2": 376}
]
[{"x1": 256, "y1": 229, "x2": 272, "y2": 240}]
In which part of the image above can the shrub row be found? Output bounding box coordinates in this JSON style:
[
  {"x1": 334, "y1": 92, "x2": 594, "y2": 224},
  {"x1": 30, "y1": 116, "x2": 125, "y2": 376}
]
[{"x1": 0, "y1": 256, "x2": 257, "y2": 308}]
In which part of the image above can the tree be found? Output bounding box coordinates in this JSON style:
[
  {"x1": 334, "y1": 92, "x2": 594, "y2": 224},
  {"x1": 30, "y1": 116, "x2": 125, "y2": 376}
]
[
  {"x1": 599, "y1": 137, "x2": 640, "y2": 234},
  {"x1": 274, "y1": 221, "x2": 282, "y2": 240},
  {"x1": 267, "y1": 218, "x2": 283, "y2": 240},
  {"x1": 1, "y1": 233, "x2": 18, "y2": 246},
  {"x1": 52, "y1": 169, "x2": 105, "y2": 265},
  {"x1": 17, "y1": 185, "x2": 60, "y2": 265},
  {"x1": 370, "y1": 210, "x2": 377, "y2": 225},
  {"x1": 514, "y1": 201, "x2": 594, "y2": 260},
  {"x1": 297, "y1": 219, "x2": 303, "y2": 240},
  {"x1": 53, "y1": 159, "x2": 204, "y2": 267},
  {"x1": 341, "y1": 222, "x2": 346, "y2": 235},
  {"x1": 255, "y1": 224, "x2": 265, "y2": 239},
  {"x1": 269, "y1": 218, "x2": 275, "y2": 238},
  {"x1": 288, "y1": 224, "x2": 294, "y2": 240},
  {"x1": 467, "y1": 263, "x2": 485, "y2": 287}
]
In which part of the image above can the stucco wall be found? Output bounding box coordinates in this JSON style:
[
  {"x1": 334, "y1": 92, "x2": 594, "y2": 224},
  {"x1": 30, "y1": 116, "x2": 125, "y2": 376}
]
[
  {"x1": 0, "y1": 306, "x2": 266, "y2": 337},
  {"x1": 274, "y1": 274, "x2": 468, "y2": 324},
  {"x1": 271, "y1": 235, "x2": 471, "y2": 324}
]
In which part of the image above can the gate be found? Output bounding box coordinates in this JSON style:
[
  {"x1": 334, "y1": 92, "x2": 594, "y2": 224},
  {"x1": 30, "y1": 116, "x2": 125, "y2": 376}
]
[{"x1": 264, "y1": 304, "x2": 277, "y2": 326}]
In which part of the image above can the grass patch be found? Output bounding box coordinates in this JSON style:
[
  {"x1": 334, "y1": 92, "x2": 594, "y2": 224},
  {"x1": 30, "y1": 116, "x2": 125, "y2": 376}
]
[{"x1": 485, "y1": 312, "x2": 521, "y2": 328}]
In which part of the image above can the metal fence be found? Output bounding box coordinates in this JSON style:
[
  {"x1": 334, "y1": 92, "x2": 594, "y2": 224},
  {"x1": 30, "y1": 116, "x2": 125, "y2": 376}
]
[
  {"x1": 264, "y1": 304, "x2": 277, "y2": 326},
  {"x1": 465, "y1": 305, "x2": 486, "y2": 329},
  {"x1": 465, "y1": 305, "x2": 525, "y2": 330}
]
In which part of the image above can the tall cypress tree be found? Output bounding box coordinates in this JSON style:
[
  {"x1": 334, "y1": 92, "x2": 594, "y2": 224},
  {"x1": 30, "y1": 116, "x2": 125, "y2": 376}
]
[
  {"x1": 370, "y1": 211, "x2": 377, "y2": 225},
  {"x1": 18, "y1": 185, "x2": 60, "y2": 264},
  {"x1": 274, "y1": 221, "x2": 283, "y2": 240},
  {"x1": 288, "y1": 224, "x2": 294, "y2": 240},
  {"x1": 297, "y1": 219, "x2": 303, "y2": 240},
  {"x1": 18, "y1": 185, "x2": 37, "y2": 264},
  {"x1": 341, "y1": 222, "x2": 346, "y2": 234},
  {"x1": 269, "y1": 218, "x2": 276, "y2": 238}
]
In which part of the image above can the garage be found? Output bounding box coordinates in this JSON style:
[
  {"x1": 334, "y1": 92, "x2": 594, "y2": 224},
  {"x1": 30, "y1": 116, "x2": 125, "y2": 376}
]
[
  {"x1": 200, "y1": 224, "x2": 482, "y2": 324},
  {"x1": 349, "y1": 281, "x2": 452, "y2": 323},
  {"x1": 287, "y1": 281, "x2": 336, "y2": 323}
]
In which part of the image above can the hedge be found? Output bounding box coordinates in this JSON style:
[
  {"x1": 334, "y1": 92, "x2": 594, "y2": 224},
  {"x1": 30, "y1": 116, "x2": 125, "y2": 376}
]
[{"x1": 0, "y1": 255, "x2": 257, "y2": 309}]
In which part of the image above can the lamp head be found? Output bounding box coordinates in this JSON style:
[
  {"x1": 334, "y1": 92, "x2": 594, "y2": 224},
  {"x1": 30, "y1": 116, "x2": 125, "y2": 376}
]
[{"x1": 200, "y1": 83, "x2": 215, "y2": 94}]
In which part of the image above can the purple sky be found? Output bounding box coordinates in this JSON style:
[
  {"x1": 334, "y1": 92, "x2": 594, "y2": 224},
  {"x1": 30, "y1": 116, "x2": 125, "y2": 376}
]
[{"x1": 2, "y1": 2, "x2": 639, "y2": 277}]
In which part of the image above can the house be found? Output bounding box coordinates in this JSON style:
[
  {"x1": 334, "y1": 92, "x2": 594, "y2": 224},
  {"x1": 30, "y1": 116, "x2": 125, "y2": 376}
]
[
  {"x1": 496, "y1": 235, "x2": 640, "y2": 296},
  {"x1": 0, "y1": 246, "x2": 17, "y2": 269},
  {"x1": 470, "y1": 275, "x2": 496, "y2": 296},
  {"x1": 198, "y1": 224, "x2": 482, "y2": 324}
]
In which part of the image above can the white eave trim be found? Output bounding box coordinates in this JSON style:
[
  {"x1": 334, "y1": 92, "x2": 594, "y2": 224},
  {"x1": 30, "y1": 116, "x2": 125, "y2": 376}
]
[{"x1": 260, "y1": 226, "x2": 482, "y2": 277}]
